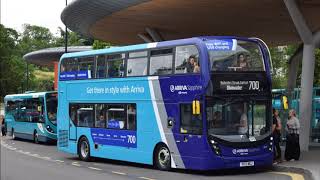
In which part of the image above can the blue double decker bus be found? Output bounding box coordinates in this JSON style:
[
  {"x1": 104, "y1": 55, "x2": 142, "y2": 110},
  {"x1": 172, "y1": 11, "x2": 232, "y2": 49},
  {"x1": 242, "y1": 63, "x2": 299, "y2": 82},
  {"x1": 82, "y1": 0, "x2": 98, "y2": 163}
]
[
  {"x1": 4, "y1": 91, "x2": 58, "y2": 143},
  {"x1": 57, "y1": 36, "x2": 273, "y2": 170}
]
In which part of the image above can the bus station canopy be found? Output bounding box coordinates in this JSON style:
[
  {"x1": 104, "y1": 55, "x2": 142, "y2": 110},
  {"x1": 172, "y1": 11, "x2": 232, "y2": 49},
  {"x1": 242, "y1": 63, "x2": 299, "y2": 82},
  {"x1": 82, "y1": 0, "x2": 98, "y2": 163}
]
[
  {"x1": 61, "y1": 0, "x2": 320, "y2": 46},
  {"x1": 23, "y1": 46, "x2": 92, "y2": 66}
]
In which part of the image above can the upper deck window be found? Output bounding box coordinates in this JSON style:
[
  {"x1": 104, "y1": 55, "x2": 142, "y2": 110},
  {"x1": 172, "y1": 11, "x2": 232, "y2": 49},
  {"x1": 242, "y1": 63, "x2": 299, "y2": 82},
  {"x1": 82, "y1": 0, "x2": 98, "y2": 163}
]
[
  {"x1": 60, "y1": 58, "x2": 78, "y2": 73},
  {"x1": 96, "y1": 55, "x2": 107, "y2": 78},
  {"x1": 127, "y1": 51, "x2": 148, "y2": 77},
  {"x1": 149, "y1": 48, "x2": 173, "y2": 75},
  {"x1": 107, "y1": 53, "x2": 125, "y2": 78},
  {"x1": 208, "y1": 40, "x2": 265, "y2": 72},
  {"x1": 78, "y1": 57, "x2": 95, "y2": 79},
  {"x1": 175, "y1": 45, "x2": 200, "y2": 74}
]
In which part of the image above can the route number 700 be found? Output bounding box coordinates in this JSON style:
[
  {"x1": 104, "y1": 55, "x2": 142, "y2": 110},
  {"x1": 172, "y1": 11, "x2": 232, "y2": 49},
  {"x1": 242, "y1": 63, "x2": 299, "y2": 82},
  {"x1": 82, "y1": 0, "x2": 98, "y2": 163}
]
[{"x1": 249, "y1": 81, "x2": 260, "y2": 90}]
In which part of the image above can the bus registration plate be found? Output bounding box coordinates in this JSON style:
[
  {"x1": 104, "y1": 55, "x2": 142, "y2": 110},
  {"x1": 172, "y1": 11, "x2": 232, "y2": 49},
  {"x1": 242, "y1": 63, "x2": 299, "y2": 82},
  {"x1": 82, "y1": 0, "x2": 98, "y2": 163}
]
[{"x1": 240, "y1": 161, "x2": 254, "y2": 167}]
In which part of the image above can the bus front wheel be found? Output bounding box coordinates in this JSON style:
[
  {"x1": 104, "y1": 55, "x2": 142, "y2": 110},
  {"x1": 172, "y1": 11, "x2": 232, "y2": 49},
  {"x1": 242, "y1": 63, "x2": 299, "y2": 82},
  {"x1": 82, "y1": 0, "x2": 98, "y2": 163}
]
[
  {"x1": 154, "y1": 145, "x2": 171, "y2": 171},
  {"x1": 78, "y1": 136, "x2": 91, "y2": 161}
]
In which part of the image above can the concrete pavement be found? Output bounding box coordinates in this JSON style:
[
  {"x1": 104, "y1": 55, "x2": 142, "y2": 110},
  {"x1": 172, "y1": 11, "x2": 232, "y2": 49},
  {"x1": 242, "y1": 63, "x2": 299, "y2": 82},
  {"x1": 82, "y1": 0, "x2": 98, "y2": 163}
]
[{"x1": 275, "y1": 147, "x2": 320, "y2": 180}]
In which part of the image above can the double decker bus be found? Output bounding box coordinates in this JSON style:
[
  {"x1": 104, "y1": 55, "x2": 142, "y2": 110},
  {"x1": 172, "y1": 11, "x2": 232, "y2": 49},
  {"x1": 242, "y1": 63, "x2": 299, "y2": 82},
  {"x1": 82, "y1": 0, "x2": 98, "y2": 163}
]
[
  {"x1": 57, "y1": 36, "x2": 273, "y2": 170},
  {"x1": 4, "y1": 91, "x2": 58, "y2": 143}
]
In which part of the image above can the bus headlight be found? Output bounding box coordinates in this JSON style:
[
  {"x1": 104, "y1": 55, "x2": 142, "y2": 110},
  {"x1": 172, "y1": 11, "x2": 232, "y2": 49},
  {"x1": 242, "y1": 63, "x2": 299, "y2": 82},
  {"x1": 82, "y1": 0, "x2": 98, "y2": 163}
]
[
  {"x1": 268, "y1": 136, "x2": 273, "y2": 152},
  {"x1": 46, "y1": 125, "x2": 54, "y2": 133},
  {"x1": 209, "y1": 139, "x2": 221, "y2": 156}
]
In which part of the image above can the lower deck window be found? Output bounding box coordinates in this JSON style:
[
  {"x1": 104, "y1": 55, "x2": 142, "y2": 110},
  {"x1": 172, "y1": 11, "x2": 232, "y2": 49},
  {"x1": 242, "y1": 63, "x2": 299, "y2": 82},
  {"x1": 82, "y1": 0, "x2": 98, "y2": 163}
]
[{"x1": 69, "y1": 103, "x2": 136, "y2": 130}]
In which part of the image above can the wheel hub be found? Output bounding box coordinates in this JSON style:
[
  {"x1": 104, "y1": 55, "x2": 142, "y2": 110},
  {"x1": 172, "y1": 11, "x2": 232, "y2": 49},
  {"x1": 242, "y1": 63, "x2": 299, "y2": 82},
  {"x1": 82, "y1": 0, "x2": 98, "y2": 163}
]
[{"x1": 158, "y1": 148, "x2": 170, "y2": 166}]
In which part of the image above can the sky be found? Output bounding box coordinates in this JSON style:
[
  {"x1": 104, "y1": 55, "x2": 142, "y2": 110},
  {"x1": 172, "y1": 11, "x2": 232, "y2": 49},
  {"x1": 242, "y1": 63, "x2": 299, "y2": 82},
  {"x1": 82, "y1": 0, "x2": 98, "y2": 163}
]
[{"x1": 1, "y1": 0, "x2": 68, "y2": 35}]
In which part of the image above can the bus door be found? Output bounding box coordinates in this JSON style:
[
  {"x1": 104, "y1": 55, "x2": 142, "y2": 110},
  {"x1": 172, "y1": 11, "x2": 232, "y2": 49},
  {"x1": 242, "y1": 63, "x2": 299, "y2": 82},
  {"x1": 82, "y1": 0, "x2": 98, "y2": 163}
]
[
  {"x1": 175, "y1": 103, "x2": 204, "y2": 158},
  {"x1": 68, "y1": 105, "x2": 77, "y2": 141}
]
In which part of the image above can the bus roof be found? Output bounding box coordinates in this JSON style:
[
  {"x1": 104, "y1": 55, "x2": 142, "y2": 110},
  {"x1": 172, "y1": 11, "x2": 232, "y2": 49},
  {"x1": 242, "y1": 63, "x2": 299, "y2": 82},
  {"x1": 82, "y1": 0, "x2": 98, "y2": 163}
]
[
  {"x1": 59, "y1": 36, "x2": 261, "y2": 62},
  {"x1": 4, "y1": 91, "x2": 56, "y2": 100}
]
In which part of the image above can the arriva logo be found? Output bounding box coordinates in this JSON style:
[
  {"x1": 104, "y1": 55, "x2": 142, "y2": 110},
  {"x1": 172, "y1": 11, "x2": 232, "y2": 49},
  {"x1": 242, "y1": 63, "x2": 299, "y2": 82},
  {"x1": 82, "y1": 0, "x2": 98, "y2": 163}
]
[
  {"x1": 232, "y1": 148, "x2": 249, "y2": 155},
  {"x1": 170, "y1": 85, "x2": 188, "y2": 92}
]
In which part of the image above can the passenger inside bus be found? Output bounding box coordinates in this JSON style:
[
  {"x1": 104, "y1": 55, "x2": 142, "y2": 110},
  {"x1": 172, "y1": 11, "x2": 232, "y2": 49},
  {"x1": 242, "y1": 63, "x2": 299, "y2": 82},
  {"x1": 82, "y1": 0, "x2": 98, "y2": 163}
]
[
  {"x1": 127, "y1": 105, "x2": 136, "y2": 130},
  {"x1": 210, "y1": 111, "x2": 223, "y2": 128},
  {"x1": 176, "y1": 55, "x2": 199, "y2": 73},
  {"x1": 96, "y1": 114, "x2": 106, "y2": 128},
  {"x1": 233, "y1": 104, "x2": 248, "y2": 134},
  {"x1": 232, "y1": 53, "x2": 250, "y2": 71},
  {"x1": 48, "y1": 111, "x2": 56, "y2": 122},
  {"x1": 193, "y1": 60, "x2": 200, "y2": 73}
]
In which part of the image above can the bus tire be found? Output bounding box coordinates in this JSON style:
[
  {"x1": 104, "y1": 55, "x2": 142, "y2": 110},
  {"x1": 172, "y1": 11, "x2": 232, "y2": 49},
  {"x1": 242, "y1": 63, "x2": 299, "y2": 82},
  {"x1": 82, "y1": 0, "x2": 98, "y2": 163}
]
[
  {"x1": 78, "y1": 136, "x2": 91, "y2": 161},
  {"x1": 12, "y1": 128, "x2": 16, "y2": 140},
  {"x1": 154, "y1": 144, "x2": 171, "y2": 171},
  {"x1": 34, "y1": 131, "x2": 39, "y2": 144}
]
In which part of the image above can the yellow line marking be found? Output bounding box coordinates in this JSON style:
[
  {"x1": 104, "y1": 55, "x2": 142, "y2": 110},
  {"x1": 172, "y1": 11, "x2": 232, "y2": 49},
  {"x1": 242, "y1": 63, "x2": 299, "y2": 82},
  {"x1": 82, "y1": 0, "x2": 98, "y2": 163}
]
[
  {"x1": 111, "y1": 171, "x2": 127, "y2": 175},
  {"x1": 88, "y1": 167, "x2": 102, "y2": 171},
  {"x1": 139, "y1": 177, "x2": 156, "y2": 180},
  {"x1": 271, "y1": 172, "x2": 304, "y2": 180}
]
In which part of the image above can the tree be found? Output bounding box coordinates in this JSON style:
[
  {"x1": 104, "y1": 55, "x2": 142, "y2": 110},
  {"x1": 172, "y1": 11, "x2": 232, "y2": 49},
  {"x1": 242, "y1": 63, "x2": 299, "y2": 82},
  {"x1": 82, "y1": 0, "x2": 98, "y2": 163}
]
[
  {"x1": 92, "y1": 40, "x2": 112, "y2": 49},
  {"x1": 0, "y1": 25, "x2": 27, "y2": 100},
  {"x1": 54, "y1": 27, "x2": 93, "y2": 47},
  {"x1": 18, "y1": 24, "x2": 55, "y2": 55}
]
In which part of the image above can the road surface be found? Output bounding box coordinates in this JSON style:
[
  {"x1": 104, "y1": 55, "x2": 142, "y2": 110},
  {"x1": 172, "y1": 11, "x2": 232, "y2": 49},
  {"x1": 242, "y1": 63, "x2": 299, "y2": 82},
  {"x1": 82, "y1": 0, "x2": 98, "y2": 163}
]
[{"x1": 1, "y1": 137, "x2": 299, "y2": 180}]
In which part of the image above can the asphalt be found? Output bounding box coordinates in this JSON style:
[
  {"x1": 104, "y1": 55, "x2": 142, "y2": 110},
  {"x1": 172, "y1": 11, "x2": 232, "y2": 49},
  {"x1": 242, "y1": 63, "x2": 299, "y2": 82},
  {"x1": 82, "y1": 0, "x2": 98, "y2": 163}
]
[{"x1": 0, "y1": 136, "x2": 302, "y2": 180}]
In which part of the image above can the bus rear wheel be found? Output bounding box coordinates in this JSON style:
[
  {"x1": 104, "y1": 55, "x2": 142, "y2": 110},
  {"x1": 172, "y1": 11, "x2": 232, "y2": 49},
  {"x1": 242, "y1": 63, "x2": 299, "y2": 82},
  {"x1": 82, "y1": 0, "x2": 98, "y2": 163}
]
[
  {"x1": 78, "y1": 137, "x2": 91, "y2": 161},
  {"x1": 34, "y1": 131, "x2": 39, "y2": 144},
  {"x1": 154, "y1": 145, "x2": 171, "y2": 171}
]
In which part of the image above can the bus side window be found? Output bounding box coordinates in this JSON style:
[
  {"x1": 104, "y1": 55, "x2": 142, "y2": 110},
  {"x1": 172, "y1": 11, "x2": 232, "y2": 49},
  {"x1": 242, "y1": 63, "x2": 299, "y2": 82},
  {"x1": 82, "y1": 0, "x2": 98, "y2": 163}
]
[
  {"x1": 127, "y1": 51, "x2": 148, "y2": 77},
  {"x1": 61, "y1": 58, "x2": 78, "y2": 73},
  {"x1": 95, "y1": 104, "x2": 106, "y2": 128},
  {"x1": 180, "y1": 104, "x2": 202, "y2": 134},
  {"x1": 316, "y1": 89, "x2": 320, "y2": 97},
  {"x1": 5, "y1": 101, "x2": 17, "y2": 116},
  {"x1": 78, "y1": 57, "x2": 95, "y2": 79},
  {"x1": 96, "y1": 55, "x2": 107, "y2": 78},
  {"x1": 107, "y1": 54, "x2": 125, "y2": 78},
  {"x1": 175, "y1": 45, "x2": 200, "y2": 74},
  {"x1": 106, "y1": 105, "x2": 126, "y2": 129},
  {"x1": 77, "y1": 104, "x2": 94, "y2": 128},
  {"x1": 69, "y1": 104, "x2": 78, "y2": 126},
  {"x1": 149, "y1": 49, "x2": 173, "y2": 75},
  {"x1": 127, "y1": 104, "x2": 136, "y2": 130}
]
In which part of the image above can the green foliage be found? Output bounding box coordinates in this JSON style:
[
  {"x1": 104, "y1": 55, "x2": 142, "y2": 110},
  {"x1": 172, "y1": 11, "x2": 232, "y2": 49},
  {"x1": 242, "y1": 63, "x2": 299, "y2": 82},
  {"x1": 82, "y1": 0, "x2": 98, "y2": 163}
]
[
  {"x1": 0, "y1": 24, "x2": 105, "y2": 101},
  {"x1": 270, "y1": 46, "x2": 289, "y2": 89},
  {"x1": 93, "y1": 40, "x2": 112, "y2": 49},
  {"x1": 313, "y1": 48, "x2": 320, "y2": 86},
  {"x1": 18, "y1": 24, "x2": 55, "y2": 55},
  {"x1": 54, "y1": 27, "x2": 93, "y2": 46},
  {"x1": 0, "y1": 25, "x2": 26, "y2": 100}
]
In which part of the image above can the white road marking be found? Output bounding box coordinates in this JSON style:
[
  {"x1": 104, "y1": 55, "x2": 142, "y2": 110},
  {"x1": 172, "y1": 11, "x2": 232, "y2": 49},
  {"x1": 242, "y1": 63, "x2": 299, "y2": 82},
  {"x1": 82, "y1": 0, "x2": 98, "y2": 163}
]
[
  {"x1": 139, "y1": 177, "x2": 156, "y2": 180},
  {"x1": 55, "y1": 160, "x2": 64, "y2": 163},
  {"x1": 111, "y1": 171, "x2": 126, "y2": 175},
  {"x1": 40, "y1": 156, "x2": 51, "y2": 160},
  {"x1": 88, "y1": 167, "x2": 102, "y2": 171},
  {"x1": 72, "y1": 162, "x2": 81, "y2": 167}
]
